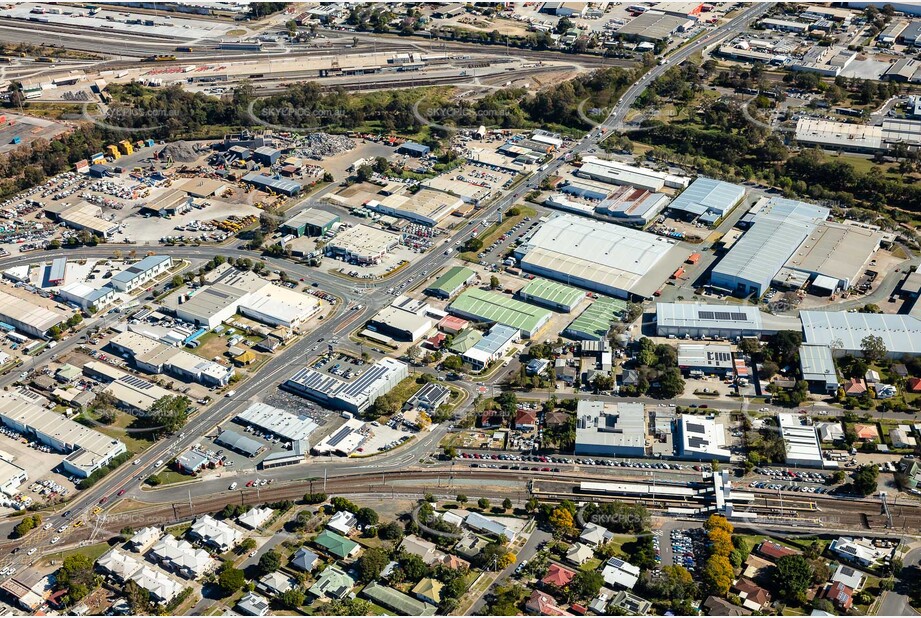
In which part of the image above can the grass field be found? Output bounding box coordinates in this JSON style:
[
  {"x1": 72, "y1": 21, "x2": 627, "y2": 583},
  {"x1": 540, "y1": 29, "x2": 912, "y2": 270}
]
[{"x1": 42, "y1": 541, "x2": 110, "y2": 566}]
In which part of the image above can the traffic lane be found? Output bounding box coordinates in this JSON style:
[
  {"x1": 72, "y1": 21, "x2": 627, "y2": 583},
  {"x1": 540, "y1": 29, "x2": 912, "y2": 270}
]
[{"x1": 468, "y1": 526, "x2": 553, "y2": 615}]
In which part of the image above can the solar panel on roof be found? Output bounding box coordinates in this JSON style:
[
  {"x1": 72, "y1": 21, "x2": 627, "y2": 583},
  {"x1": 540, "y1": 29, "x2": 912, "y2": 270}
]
[
  {"x1": 607, "y1": 557, "x2": 626, "y2": 568},
  {"x1": 120, "y1": 375, "x2": 153, "y2": 390},
  {"x1": 731, "y1": 312, "x2": 748, "y2": 321},
  {"x1": 714, "y1": 311, "x2": 732, "y2": 320},
  {"x1": 687, "y1": 422, "x2": 704, "y2": 433},
  {"x1": 698, "y1": 311, "x2": 715, "y2": 320},
  {"x1": 327, "y1": 426, "x2": 352, "y2": 448}
]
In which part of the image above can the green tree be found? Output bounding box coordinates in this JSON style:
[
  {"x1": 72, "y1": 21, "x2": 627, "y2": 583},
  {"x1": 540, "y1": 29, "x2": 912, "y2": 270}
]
[
  {"x1": 57, "y1": 554, "x2": 98, "y2": 604},
  {"x1": 357, "y1": 507, "x2": 379, "y2": 527},
  {"x1": 218, "y1": 565, "x2": 245, "y2": 596},
  {"x1": 853, "y1": 464, "x2": 879, "y2": 496},
  {"x1": 490, "y1": 275, "x2": 500, "y2": 289},
  {"x1": 570, "y1": 570, "x2": 603, "y2": 601},
  {"x1": 357, "y1": 547, "x2": 389, "y2": 582},
  {"x1": 239, "y1": 538, "x2": 257, "y2": 553},
  {"x1": 774, "y1": 554, "x2": 814, "y2": 602},
  {"x1": 277, "y1": 588, "x2": 305, "y2": 609},
  {"x1": 478, "y1": 497, "x2": 491, "y2": 510},
  {"x1": 377, "y1": 520, "x2": 403, "y2": 541},
  {"x1": 861, "y1": 334, "x2": 887, "y2": 363},
  {"x1": 502, "y1": 497, "x2": 513, "y2": 511},
  {"x1": 258, "y1": 549, "x2": 281, "y2": 574},
  {"x1": 149, "y1": 395, "x2": 190, "y2": 435},
  {"x1": 443, "y1": 355, "x2": 464, "y2": 371}
]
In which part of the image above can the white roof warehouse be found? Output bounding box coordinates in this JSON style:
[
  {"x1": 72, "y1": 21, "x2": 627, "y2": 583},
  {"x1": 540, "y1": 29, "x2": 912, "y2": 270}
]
[
  {"x1": 514, "y1": 213, "x2": 688, "y2": 299},
  {"x1": 0, "y1": 289, "x2": 67, "y2": 338}
]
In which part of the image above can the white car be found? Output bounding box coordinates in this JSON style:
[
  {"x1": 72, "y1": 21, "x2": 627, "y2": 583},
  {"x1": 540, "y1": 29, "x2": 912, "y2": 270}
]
[
  {"x1": 26, "y1": 548, "x2": 36, "y2": 556},
  {"x1": 43, "y1": 523, "x2": 52, "y2": 530},
  {"x1": 57, "y1": 525, "x2": 67, "y2": 533},
  {"x1": 229, "y1": 482, "x2": 237, "y2": 490},
  {"x1": 133, "y1": 459, "x2": 141, "y2": 465},
  {"x1": 50, "y1": 536, "x2": 60, "y2": 544}
]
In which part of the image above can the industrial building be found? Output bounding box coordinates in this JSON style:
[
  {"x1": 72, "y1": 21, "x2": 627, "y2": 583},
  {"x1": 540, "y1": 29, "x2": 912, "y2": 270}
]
[
  {"x1": 782, "y1": 222, "x2": 884, "y2": 293},
  {"x1": 0, "y1": 459, "x2": 27, "y2": 497},
  {"x1": 109, "y1": 331, "x2": 234, "y2": 387},
  {"x1": 800, "y1": 311, "x2": 921, "y2": 357},
  {"x1": 676, "y1": 343, "x2": 735, "y2": 377},
  {"x1": 563, "y1": 297, "x2": 627, "y2": 341},
  {"x1": 397, "y1": 142, "x2": 430, "y2": 157},
  {"x1": 594, "y1": 186, "x2": 671, "y2": 226},
  {"x1": 215, "y1": 429, "x2": 264, "y2": 458},
  {"x1": 234, "y1": 402, "x2": 318, "y2": 444},
  {"x1": 176, "y1": 269, "x2": 321, "y2": 330},
  {"x1": 799, "y1": 344, "x2": 839, "y2": 393},
  {"x1": 795, "y1": 117, "x2": 921, "y2": 153},
  {"x1": 461, "y1": 324, "x2": 519, "y2": 371},
  {"x1": 284, "y1": 357, "x2": 409, "y2": 414},
  {"x1": 368, "y1": 306, "x2": 433, "y2": 342},
  {"x1": 448, "y1": 288, "x2": 552, "y2": 338},
  {"x1": 242, "y1": 172, "x2": 302, "y2": 196},
  {"x1": 576, "y1": 156, "x2": 689, "y2": 192},
  {"x1": 281, "y1": 209, "x2": 340, "y2": 237},
  {"x1": 93, "y1": 365, "x2": 172, "y2": 414},
  {"x1": 655, "y1": 302, "x2": 801, "y2": 339},
  {"x1": 615, "y1": 11, "x2": 694, "y2": 42},
  {"x1": 711, "y1": 198, "x2": 830, "y2": 298},
  {"x1": 424, "y1": 266, "x2": 476, "y2": 300},
  {"x1": 675, "y1": 416, "x2": 731, "y2": 461},
  {"x1": 666, "y1": 177, "x2": 746, "y2": 225},
  {"x1": 791, "y1": 46, "x2": 856, "y2": 76},
  {"x1": 326, "y1": 224, "x2": 401, "y2": 265},
  {"x1": 367, "y1": 189, "x2": 462, "y2": 226},
  {"x1": 778, "y1": 413, "x2": 829, "y2": 469},
  {"x1": 54, "y1": 202, "x2": 120, "y2": 238},
  {"x1": 57, "y1": 281, "x2": 117, "y2": 311},
  {"x1": 575, "y1": 401, "x2": 647, "y2": 457},
  {"x1": 0, "y1": 392, "x2": 126, "y2": 478},
  {"x1": 514, "y1": 213, "x2": 688, "y2": 300},
  {"x1": 516, "y1": 278, "x2": 583, "y2": 313},
  {"x1": 0, "y1": 289, "x2": 66, "y2": 338},
  {"x1": 110, "y1": 255, "x2": 173, "y2": 293}
]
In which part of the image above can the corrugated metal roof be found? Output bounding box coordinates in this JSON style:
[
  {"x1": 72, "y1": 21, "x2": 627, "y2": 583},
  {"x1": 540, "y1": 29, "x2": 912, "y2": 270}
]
[{"x1": 667, "y1": 177, "x2": 745, "y2": 218}]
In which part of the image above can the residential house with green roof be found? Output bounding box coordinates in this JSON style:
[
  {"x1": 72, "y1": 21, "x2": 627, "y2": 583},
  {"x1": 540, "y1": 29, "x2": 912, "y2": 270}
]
[
  {"x1": 312, "y1": 530, "x2": 361, "y2": 560},
  {"x1": 517, "y1": 277, "x2": 584, "y2": 312},
  {"x1": 308, "y1": 565, "x2": 356, "y2": 600},
  {"x1": 362, "y1": 582, "x2": 437, "y2": 616},
  {"x1": 447, "y1": 288, "x2": 553, "y2": 337},
  {"x1": 425, "y1": 266, "x2": 477, "y2": 299}
]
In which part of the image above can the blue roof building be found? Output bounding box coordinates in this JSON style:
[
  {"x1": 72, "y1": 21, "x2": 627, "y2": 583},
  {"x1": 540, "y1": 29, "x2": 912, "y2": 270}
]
[
  {"x1": 242, "y1": 172, "x2": 302, "y2": 196},
  {"x1": 398, "y1": 142, "x2": 431, "y2": 157}
]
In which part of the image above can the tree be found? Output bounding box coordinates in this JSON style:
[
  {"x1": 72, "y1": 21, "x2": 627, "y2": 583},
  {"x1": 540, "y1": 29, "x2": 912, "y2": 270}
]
[
  {"x1": 701, "y1": 554, "x2": 734, "y2": 597},
  {"x1": 853, "y1": 464, "x2": 879, "y2": 496},
  {"x1": 478, "y1": 497, "x2": 491, "y2": 510},
  {"x1": 502, "y1": 497, "x2": 513, "y2": 511},
  {"x1": 57, "y1": 554, "x2": 97, "y2": 604},
  {"x1": 277, "y1": 588, "x2": 305, "y2": 609},
  {"x1": 861, "y1": 334, "x2": 887, "y2": 363},
  {"x1": 774, "y1": 554, "x2": 814, "y2": 602},
  {"x1": 570, "y1": 570, "x2": 603, "y2": 601},
  {"x1": 356, "y1": 507, "x2": 379, "y2": 527},
  {"x1": 171, "y1": 274, "x2": 184, "y2": 289},
  {"x1": 498, "y1": 552, "x2": 516, "y2": 569},
  {"x1": 443, "y1": 355, "x2": 464, "y2": 371},
  {"x1": 456, "y1": 494, "x2": 468, "y2": 505},
  {"x1": 239, "y1": 538, "x2": 257, "y2": 553},
  {"x1": 654, "y1": 368, "x2": 685, "y2": 399},
  {"x1": 357, "y1": 547, "x2": 389, "y2": 582},
  {"x1": 123, "y1": 580, "x2": 151, "y2": 615},
  {"x1": 377, "y1": 521, "x2": 403, "y2": 541},
  {"x1": 548, "y1": 507, "x2": 575, "y2": 536},
  {"x1": 490, "y1": 275, "x2": 500, "y2": 290},
  {"x1": 258, "y1": 550, "x2": 281, "y2": 575},
  {"x1": 218, "y1": 566, "x2": 245, "y2": 596},
  {"x1": 148, "y1": 395, "x2": 190, "y2": 435},
  {"x1": 399, "y1": 554, "x2": 429, "y2": 581}
]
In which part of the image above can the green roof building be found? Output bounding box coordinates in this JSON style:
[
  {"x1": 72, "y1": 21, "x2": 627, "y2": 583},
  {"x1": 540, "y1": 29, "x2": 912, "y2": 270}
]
[
  {"x1": 308, "y1": 565, "x2": 356, "y2": 599},
  {"x1": 281, "y1": 209, "x2": 340, "y2": 237},
  {"x1": 362, "y1": 582, "x2": 437, "y2": 616},
  {"x1": 425, "y1": 266, "x2": 477, "y2": 299},
  {"x1": 517, "y1": 277, "x2": 584, "y2": 312},
  {"x1": 448, "y1": 288, "x2": 553, "y2": 338},
  {"x1": 313, "y1": 530, "x2": 360, "y2": 559},
  {"x1": 448, "y1": 328, "x2": 483, "y2": 354},
  {"x1": 563, "y1": 296, "x2": 627, "y2": 341}
]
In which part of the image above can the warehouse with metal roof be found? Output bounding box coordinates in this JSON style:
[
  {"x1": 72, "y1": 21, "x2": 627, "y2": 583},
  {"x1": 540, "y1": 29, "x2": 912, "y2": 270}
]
[
  {"x1": 0, "y1": 289, "x2": 67, "y2": 338},
  {"x1": 284, "y1": 357, "x2": 409, "y2": 413},
  {"x1": 575, "y1": 401, "x2": 647, "y2": 457},
  {"x1": 215, "y1": 429, "x2": 264, "y2": 457},
  {"x1": 615, "y1": 11, "x2": 693, "y2": 41},
  {"x1": 783, "y1": 222, "x2": 884, "y2": 291},
  {"x1": 367, "y1": 188, "x2": 462, "y2": 226},
  {"x1": 655, "y1": 302, "x2": 802, "y2": 338},
  {"x1": 666, "y1": 177, "x2": 745, "y2": 225},
  {"x1": 242, "y1": 172, "x2": 302, "y2": 196},
  {"x1": 235, "y1": 402, "x2": 318, "y2": 443},
  {"x1": 516, "y1": 278, "x2": 584, "y2": 312},
  {"x1": 778, "y1": 413, "x2": 826, "y2": 468},
  {"x1": 514, "y1": 213, "x2": 688, "y2": 299},
  {"x1": 800, "y1": 310, "x2": 921, "y2": 357},
  {"x1": 281, "y1": 209, "x2": 340, "y2": 237},
  {"x1": 711, "y1": 198, "x2": 830, "y2": 298},
  {"x1": 799, "y1": 344, "x2": 839, "y2": 393},
  {"x1": 575, "y1": 156, "x2": 689, "y2": 192},
  {"x1": 424, "y1": 266, "x2": 476, "y2": 299},
  {"x1": 447, "y1": 288, "x2": 552, "y2": 337},
  {"x1": 563, "y1": 297, "x2": 627, "y2": 341}
]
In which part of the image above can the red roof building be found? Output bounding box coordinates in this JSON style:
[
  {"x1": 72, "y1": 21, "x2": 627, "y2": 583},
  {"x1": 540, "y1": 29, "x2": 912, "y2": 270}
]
[
  {"x1": 516, "y1": 409, "x2": 538, "y2": 430},
  {"x1": 525, "y1": 590, "x2": 573, "y2": 616},
  {"x1": 426, "y1": 333, "x2": 446, "y2": 350},
  {"x1": 756, "y1": 541, "x2": 798, "y2": 561},
  {"x1": 541, "y1": 564, "x2": 576, "y2": 589},
  {"x1": 908, "y1": 377, "x2": 921, "y2": 393},
  {"x1": 824, "y1": 581, "x2": 854, "y2": 610},
  {"x1": 438, "y1": 316, "x2": 469, "y2": 335},
  {"x1": 845, "y1": 377, "x2": 868, "y2": 395}
]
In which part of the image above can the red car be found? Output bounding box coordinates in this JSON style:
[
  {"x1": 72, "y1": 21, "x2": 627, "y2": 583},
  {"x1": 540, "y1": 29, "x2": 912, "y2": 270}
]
[
  {"x1": 117, "y1": 489, "x2": 126, "y2": 496},
  {"x1": 246, "y1": 480, "x2": 254, "y2": 487},
  {"x1": 99, "y1": 496, "x2": 108, "y2": 504}
]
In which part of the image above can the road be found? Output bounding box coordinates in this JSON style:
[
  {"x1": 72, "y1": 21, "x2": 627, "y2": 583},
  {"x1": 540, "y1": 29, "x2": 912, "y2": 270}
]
[{"x1": 880, "y1": 545, "x2": 921, "y2": 616}]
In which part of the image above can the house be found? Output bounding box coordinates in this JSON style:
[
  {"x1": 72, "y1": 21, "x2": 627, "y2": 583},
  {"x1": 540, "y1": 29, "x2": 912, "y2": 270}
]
[
  {"x1": 327, "y1": 510, "x2": 358, "y2": 536},
  {"x1": 361, "y1": 581, "x2": 437, "y2": 616},
  {"x1": 464, "y1": 511, "x2": 517, "y2": 541},
  {"x1": 732, "y1": 579, "x2": 771, "y2": 612},
  {"x1": 756, "y1": 540, "x2": 798, "y2": 561},
  {"x1": 257, "y1": 571, "x2": 296, "y2": 597},
  {"x1": 620, "y1": 369, "x2": 639, "y2": 388},
  {"x1": 400, "y1": 534, "x2": 445, "y2": 565},
  {"x1": 148, "y1": 534, "x2": 215, "y2": 580},
  {"x1": 891, "y1": 425, "x2": 917, "y2": 448},
  {"x1": 188, "y1": 514, "x2": 242, "y2": 552},
  {"x1": 237, "y1": 506, "x2": 274, "y2": 530},
  {"x1": 544, "y1": 410, "x2": 570, "y2": 427},
  {"x1": 515, "y1": 409, "x2": 538, "y2": 430},
  {"x1": 308, "y1": 565, "x2": 355, "y2": 599},
  {"x1": 703, "y1": 596, "x2": 752, "y2": 616},
  {"x1": 908, "y1": 377, "x2": 921, "y2": 393},
  {"x1": 313, "y1": 529, "x2": 361, "y2": 559},
  {"x1": 823, "y1": 581, "x2": 854, "y2": 610},
  {"x1": 845, "y1": 377, "x2": 868, "y2": 395},
  {"x1": 601, "y1": 557, "x2": 640, "y2": 589},
  {"x1": 831, "y1": 564, "x2": 866, "y2": 590},
  {"x1": 127, "y1": 527, "x2": 162, "y2": 553},
  {"x1": 440, "y1": 554, "x2": 470, "y2": 570},
  {"x1": 236, "y1": 592, "x2": 270, "y2": 616},
  {"x1": 290, "y1": 547, "x2": 320, "y2": 572},
  {"x1": 454, "y1": 532, "x2": 489, "y2": 560},
  {"x1": 412, "y1": 577, "x2": 443, "y2": 606},
  {"x1": 865, "y1": 369, "x2": 881, "y2": 384},
  {"x1": 854, "y1": 423, "x2": 880, "y2": 441},
  {"x1": 565, "y1": 543, "x2": 595, "y2": 566},
  {"x1": 526, "y1": 589, "x2": 573, "y2": 616},
  {"x1": 130, "y1": 566, "x2": 183, "y2": 604},
  {"x1": 610, "y1": 590, "x2": 652, "y2": 615},
  {"x1": 829, "y1": 537, "x2": 891, "y2": 567},
  {"x1": 96, "y1": 549, "x2": 143, "y2": 584},
  {"x1": 542, "y1": 563, "x2": 576, "y2": 588},
  {"x1": 579, "y1": 522, "x2": 614, "y2": 547}
]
